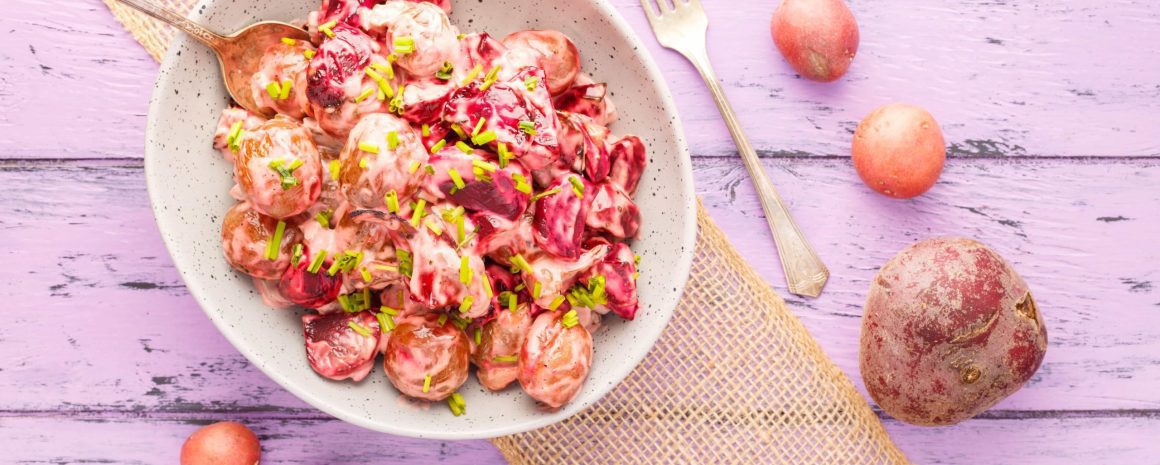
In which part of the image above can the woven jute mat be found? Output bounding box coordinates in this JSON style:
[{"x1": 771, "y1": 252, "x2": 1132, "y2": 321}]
[{"x1": 107, "y1": 2, "x2": 909, "y2": 463}]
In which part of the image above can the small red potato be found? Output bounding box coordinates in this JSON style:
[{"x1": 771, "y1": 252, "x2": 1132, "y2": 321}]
[
  {"x1": 852, "y1": 103, "x2": 946, "y2": 199},
  {"x1": 770, "y1": 0, "x2": 859, "y2": 82},
  {"x1": 180, "y1": 421, "x2": 261, "y2": 465},
  {"x1": 860, "y1": 237, "x2": 1048, "y2": 426}
]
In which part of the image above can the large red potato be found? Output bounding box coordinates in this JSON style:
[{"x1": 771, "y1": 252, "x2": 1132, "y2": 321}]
[
  {"x1": 860, "y1": 237, "x2": 1047, "y2": 426},
  {"x1": 180, "y1": 421, "x2": 261, "y2": 465},
  {"x1": 852, "y1": 103, "x2": 946, "y2": 199},
  {"x1": 770, "y1": 0, "x2": 859, "y2": 82}
]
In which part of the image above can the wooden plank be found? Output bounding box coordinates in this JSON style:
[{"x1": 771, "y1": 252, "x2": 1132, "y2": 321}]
[
  {"x1": 2, "y1": 0, "x2": 156, "y2": 159},
  {"x1": 4, "y1": 0, "x2": 1159, "y2": 159},
  {"x1": 0, "y1": 414, "x2": 503, "y2": 464},
  {"x1": 1, "y1": 159, "x2": 1156, "y2": 417},
  {"x1": 0, "y1": 413, "x2": 1157, "y2": 464},
  {"x1": 882, "y1": 414, "x2": 1160, "y2": 464}
]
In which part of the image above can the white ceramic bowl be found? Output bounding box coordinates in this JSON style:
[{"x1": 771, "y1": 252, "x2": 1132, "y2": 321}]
[{"x1": 146, "y1": 0, "x2": 695, "y2": 439}]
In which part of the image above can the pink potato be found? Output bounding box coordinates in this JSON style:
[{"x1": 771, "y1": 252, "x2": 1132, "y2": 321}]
[
  {"x1": 851, "y1": 103, "x2": 946, "y2": 199},
  {"x1": 180, "y1": 421, "x2": 261, "y2": 465},
  {"x1": 859, "y1": 237, "x2": 1048, "y2": 426},
  {"x1": 770, "y1": 0, "x2": 859, "y2": 82}
]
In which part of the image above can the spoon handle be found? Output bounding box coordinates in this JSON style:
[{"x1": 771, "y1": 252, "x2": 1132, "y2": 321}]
[{"x1": 111, "y1": 0, "x2": 228, "y2": 50}]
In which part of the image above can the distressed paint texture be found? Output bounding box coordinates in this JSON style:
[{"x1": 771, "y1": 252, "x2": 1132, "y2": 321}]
[{"x1": 1, "y1": 0, "x2": 1159, "y2": 463}]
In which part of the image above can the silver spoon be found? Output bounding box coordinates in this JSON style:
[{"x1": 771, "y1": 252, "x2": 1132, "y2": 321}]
[{"x1": 111, "y1": 0, "x2": 310, "y2": 117}]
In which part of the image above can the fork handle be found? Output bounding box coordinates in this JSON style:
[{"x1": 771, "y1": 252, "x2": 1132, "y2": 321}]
[
  {"x1": 686, "y1": 50, "x2": 829, "y2": 298},
  {"x1": 110, "y1": 0, "x2": 228, "y2": 51}
]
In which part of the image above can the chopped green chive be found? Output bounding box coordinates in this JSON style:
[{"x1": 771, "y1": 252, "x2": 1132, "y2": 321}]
[
  {"x1": 448, "y1": 392, "x2": 465, "y2": 416},
  {"x1": 226, "y1": 121, "x2": 244, "y2": 151},
  {"x1": 387, "y1": 131, "x2": 399, "y2": 150},
  {"x1": 561, "y1": 310, "x2": 580, "y2": 328},
  {"x1": 493, "y1": 355, "x2": 518, "y2": 363},
  {"x1": 278, "y1": 79, "x2": 293, "y2": 100},
  {"x1": 303, "y1": 49, "x2": 316, "y2": 59},
  {"x1": 360, "y1": 267, "x2": 372, "y2": 283},
  {"x1": 449, "y1": 124, "x2": 466, "y2": 139},
  {"x1": 518, "y1": 120, "x2": 537, "y2": 136},
  {"x1": 437, "y1": 314, "x2": 447, "y2": 326},
  {"x1": 410, "y1": 199, "x2": 427, "y2": 227},
  {"x1": 307, "y1": 250, "x2": 328, "y2": 274},
  {"x1": 371, "y1": 61, "x2": 395, "y2": 80},
  {"x1": 376, "y1": 312, "x2": 396, "y2": 333},
  {"x1": 354, "y1": 87, "x2": 375, "y2": 103},
  {"x1": 281, "y1": 37, "x2": 297, "y2": 46},
  {"x1": 429, "y1": 139, "x2": 447, "y2": 153},
  {"x1": 396, "y1": 249, "x2": 413, "y2": 277},
  {"x1": 393, "y1": 36, "x2": 415, "y2": 54},
  {"x1": 265, "y1": 220, "x2": 286, "y2": 260},
  {"x1": 472, "y1": 117, "x2": 487, "y2": 136},
  {"x1": 524, "y1": 76, "x2": 539, "y2": 92},
  {"x1": 461, "y1": 64, "x2": 482, "y2": 85},
  {"x1": 481, "y1": 274, "x2": 493, "y2": 299},
  {"x1": 422, "y1": 124, "x2": 431, "y2": 137},
  {"x1": 455, "y1": 141, "x2": 473, "y2": 155},
  {"x1": 388, "y1": 84, "x2": 406, "y2": 114},
  {"x1": 507, "y1": 292, "x2": 517, "y2": 312},
  {"x1": 358, "y1": 141, "x2": 380, "y2": 154},
  {"x1": 531, "y1": 188, "x2": 561, "y2": 202},
  {"x1": 268, "y1": 159, "x2": 303, "y2": 189},
  {"x1": 408, "y1": 160, "x2": 421, "y2": 173},
  {"x1": 315, "y1": 210, "x2": 332, "y2": 229},
  {"x1": 329, "y1": 160, "x2": 340, "y2": 180},
  {"x1": 459, "y1": 296, "x2": 475, "y2": 313},
  {"x1": 497, "y1": 143, "x2": 511, "y2": 168},
  {"x1": 480, "y1": 65, "x2": 501, "y2": 91},
  {"x1": 380, "y1": 306, "x2": 399, "y2": 316},
  {"x1": 459, "y1": 256, "x2": 472, "y2": 285},
  {"x1": 424, "y1": 164, "x2": 436, "y2": 175},
  {"x1": 569, "y1": 176, "x2": 585, "y2": 198},
  {"x1": 385, "y1": 190, "x2": 399, "y2": 213},
  {"x1": 532, "y1": 281, "x2": 542, "y2": 299},
  {"x1": 291, "y1": 243, "x2": 304, "y2": 266},
  {"x1": 474, "y1": 328, "x2": 482, "y2": 345},
  {"x1": 422, "y1": 374, "x2": 432, "y2": 393},
  {"x1": 319, "y1": 20, "x2": 337, "y2": 38},
  {"x1": 455, "y1": 215, "x2": 466, "y2": 243},
  {"x1": 448, "y1": 168, "x2": 466, "y2": 189},
  {"x1": 435, "y1": 61, "x2": 454, "y2": 80},
  {"x1": 265, "y1": 81, "x2": 281, "y2": 99},
  {"x1": 471, "y1": 130, "x2": 497, "y2": 146},
  {"x1": 348, "y1": 321, "x2": 372, "y2": 337},
  {"x1": 359, "y1": 157, "x2": 369, "y2": 169},
  {"x1": 548, "y1": 295, "x2": 566, "y2": 311},
  {"x1": 511, "y1": 254, "x2": 533, "y2": 274},
  {"x1": 425, "y1": 218, "x2": 443, "y2": 235}
]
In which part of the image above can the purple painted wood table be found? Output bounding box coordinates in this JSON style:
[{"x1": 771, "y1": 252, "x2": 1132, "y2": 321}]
[{"x1": 3, "y1": 0, "x2": 1158, "y2": 463}]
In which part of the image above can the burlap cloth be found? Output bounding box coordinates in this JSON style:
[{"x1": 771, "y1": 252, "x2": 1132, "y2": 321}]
[{"x1": 106, "y1": 2, "x2": 910, "y2": 463}]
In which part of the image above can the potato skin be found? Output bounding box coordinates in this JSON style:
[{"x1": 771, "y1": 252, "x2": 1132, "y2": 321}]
[
  {"x1": 859, "y1": 237, "x2": 1047, "y2": 426},
  {"x1": 852, "y1": 103, "x2": 946, "y2": 199},
  {"x1": 770, "y1": 0, "x2": 859, "y2": 82}
]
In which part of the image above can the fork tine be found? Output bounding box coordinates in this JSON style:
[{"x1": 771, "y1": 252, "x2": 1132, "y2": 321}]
[{"x1": 640, "y1": 0, "x2": 659, "y2": 19}]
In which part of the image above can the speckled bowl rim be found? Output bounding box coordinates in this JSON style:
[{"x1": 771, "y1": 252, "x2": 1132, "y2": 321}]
[{"x1": 145, "y1": 0, "x2": 695, "y2": 439}]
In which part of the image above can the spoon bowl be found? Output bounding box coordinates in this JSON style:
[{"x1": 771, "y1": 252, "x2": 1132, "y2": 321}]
[{"x1": 111, "y1": 0, "x2": 309, "y2": 116}]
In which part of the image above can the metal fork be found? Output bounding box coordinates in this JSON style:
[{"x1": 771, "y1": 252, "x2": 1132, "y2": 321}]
[{"x1": 640, "y1": 0, "x2": 828, "y2": 297}]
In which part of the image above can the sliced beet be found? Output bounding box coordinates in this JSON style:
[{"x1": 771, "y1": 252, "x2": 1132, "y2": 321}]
[
  {"x1": 279, "y1": 254, "x2": 344, "y2": 309},
  {"x1": 307, "y1": 24, "x2": 375, "y2": 110},
  {"x1": 532, "y1": 174, "x2": 591, "y2": 259}
]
